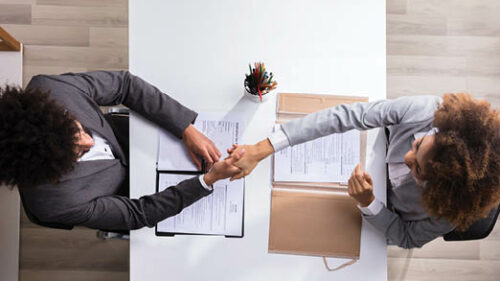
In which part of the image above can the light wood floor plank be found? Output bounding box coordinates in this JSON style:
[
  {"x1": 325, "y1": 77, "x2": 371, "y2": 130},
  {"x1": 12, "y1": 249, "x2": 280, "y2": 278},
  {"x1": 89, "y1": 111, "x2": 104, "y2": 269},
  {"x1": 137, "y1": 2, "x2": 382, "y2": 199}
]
[
  {"x1": 386, "y1": 0, "x2": 407, "y2": 15},
  {"x1": 0, "y1": 0, "x2": 35, "y2": 4},
  {"x1": 407, "y1": 0, "x2": 500, "y2": 18},
  {"x1": 388, "y1": 35, "x2": 500, "y2": 57},
  {"x1": 32, "y1": 5, "x2": 127, "y2": 27},
  {"x1": 388, "y1": 258, "x2": 500, "y2": 281},
  {"x1": 387, "y1": 75, "x2": 468, "y2": 98},
  {"x1": 20, "y1": 269, "x2": 128, "y2": 281},
  {"x1": 387, "y1": 14, "x2": 447, "y2": 35},
  {"x1": 0, "y1": 4, "x2": 31, "y2": 24},
  {"x1": 406, "y1": 0, "x2": 452, "y2": 16},
  {"x1": 23, "y1": 45, "x2": 128, "y2": 69},
  {"x1": 388, "y1": 74, "x2": 500, "y2": 108},
  {"x1": 448, "y1": 16, "x2": 500, "y2": 37},
  {"x1": 466, "y1": 77, "x2": 500, "y2": 107},
  {"x1": 90, "y1": 27, "x2": 128, "y2": 48},
  {"x1": 480, "y1": 240, "x2": 500, "y2": 260},
  {"x1": 37, "y1": 0, "x2": 127, "y2": 7},
  {"x1": 387, "y1": 55, "x2": 467, "y2": 76},
  {"x1": 2, "y1": 24, "x2": 89, "y2": 46},
  {"x1": 465, "y1": 57, "x2": 500, "y2": 77},
  {"x1": 388, "y1": 238, "x2": 480, "y2": 260},
  {"x1": 352, "y1": 56, "x2": 500, "y2": 79}
]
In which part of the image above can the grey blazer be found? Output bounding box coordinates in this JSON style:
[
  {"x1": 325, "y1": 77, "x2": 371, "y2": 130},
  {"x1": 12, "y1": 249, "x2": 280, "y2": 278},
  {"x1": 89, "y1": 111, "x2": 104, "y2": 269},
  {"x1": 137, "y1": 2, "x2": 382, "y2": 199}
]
[
  {"x1": 20, "y1": 71, "x2": 211, "y2": 230},
  {"x1": 281, "y1": 95, "x2": 455, "y2": 248}
]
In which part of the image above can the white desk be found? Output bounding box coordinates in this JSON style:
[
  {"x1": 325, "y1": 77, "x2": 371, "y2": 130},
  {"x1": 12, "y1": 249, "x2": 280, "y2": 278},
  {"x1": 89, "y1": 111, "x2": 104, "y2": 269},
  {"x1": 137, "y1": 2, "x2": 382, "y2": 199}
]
[{"x1": 129, "y1": 1, "x2": 387, "y2": 280}]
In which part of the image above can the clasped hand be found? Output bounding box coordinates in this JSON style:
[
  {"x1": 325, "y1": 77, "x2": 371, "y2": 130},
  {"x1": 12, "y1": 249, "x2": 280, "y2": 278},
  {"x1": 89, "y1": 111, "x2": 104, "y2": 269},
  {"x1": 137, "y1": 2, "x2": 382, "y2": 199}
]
[
  {"x1": 224, "y1": 140, "x2": 375, "y2": 207},
  {"x1": 182, "y1": 124, "x2": 247, "y2": 183},
  {"x1": 347, "y1": 164, "x2": 375, "y2": 207},
  {"x1": 225, "y1": 139, "x2": 274, "y2": 180}
]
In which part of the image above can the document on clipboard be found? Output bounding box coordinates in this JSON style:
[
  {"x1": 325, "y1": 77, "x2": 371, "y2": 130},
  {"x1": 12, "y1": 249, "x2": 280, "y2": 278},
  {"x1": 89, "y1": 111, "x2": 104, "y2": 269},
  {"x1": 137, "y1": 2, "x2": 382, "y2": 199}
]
[
  {"x1": 273, "y1": 128, "x2": 360, "y2": 183},
  {"x1": 155, "y1": 112, "x2": 245, "y2": 237},
  {"x1": 269, "y1": 93, "x2": 367, "y2": 259}
]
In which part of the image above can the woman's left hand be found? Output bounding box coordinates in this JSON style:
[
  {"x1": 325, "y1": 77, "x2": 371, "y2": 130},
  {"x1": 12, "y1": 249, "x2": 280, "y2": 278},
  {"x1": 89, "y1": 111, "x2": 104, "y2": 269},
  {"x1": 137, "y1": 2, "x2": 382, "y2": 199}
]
[{"x1": 347, "y1": 164, "x2": 375, "y2": 207}]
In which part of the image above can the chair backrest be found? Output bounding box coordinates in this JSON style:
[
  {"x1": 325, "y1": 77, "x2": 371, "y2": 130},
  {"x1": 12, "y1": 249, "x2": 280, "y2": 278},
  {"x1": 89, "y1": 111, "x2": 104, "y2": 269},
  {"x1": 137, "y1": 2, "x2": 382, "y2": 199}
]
[{"x1": 444, "y1": 204, "x2": 500, "y2": 241}]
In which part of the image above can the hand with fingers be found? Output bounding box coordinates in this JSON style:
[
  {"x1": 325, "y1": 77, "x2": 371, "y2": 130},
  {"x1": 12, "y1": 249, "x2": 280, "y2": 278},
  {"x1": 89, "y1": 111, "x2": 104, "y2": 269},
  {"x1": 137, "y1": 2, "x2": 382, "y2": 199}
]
[
  {"x1": 203, "y1": 148, "x2": 246, "y2": 185},
  {"x1": 347, "y1": 164, "x2": 375, "y2": 207},
  {"x1": 182, "y1": 124, "x2": 221, "y2": 170},
  {"x1": 226, "y1": 138, "x2": 275, "y2": 180}
]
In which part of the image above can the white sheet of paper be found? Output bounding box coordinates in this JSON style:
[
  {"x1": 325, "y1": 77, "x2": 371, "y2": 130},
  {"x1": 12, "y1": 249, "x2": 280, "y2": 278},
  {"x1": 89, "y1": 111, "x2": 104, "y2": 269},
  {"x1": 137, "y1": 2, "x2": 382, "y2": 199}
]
[
  {"x1": 158, "y1": 112, "x2": 243, "y2": 171},
  {"x1": 156, "y1": 112, "x2": 245, "y2": 236},
  {"x1": 156, "y1": 174, "x2": 244, "y2": 236},
  {"x1": 274, "y1": 129, "x2": 360, "y2": 183}
]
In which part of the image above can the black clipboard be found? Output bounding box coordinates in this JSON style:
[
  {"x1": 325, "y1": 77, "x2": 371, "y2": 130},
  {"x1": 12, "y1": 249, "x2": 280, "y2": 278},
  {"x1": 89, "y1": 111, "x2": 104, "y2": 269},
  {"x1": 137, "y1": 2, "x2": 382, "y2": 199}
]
[{"x1": 154, "y1": 160, "x2": 245, "y2": 238}]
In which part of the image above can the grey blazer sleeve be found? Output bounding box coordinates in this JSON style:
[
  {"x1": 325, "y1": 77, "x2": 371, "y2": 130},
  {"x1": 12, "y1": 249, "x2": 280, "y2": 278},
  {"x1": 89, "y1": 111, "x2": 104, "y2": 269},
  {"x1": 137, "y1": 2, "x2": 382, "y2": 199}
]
[
  {"x1": 281, "y1": 95, "x2": 441, "y2": 146},
  {"x1": 36, "y1": 71, "x2": 197, "y2": 138},
  {"x1": 56, "y1": 177, "x2": 211, "y2": 230},
  {"x1": 364, "y1": 208, "x2": 455, "y2": 249}
]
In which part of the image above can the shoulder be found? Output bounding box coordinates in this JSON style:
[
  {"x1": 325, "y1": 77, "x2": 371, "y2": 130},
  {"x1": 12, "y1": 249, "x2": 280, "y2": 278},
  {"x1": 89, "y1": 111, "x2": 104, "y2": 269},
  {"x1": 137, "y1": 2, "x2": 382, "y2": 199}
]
[
  {"x1": 390, "y1": 95, "x2": 441, "y2": 123},
  {"x1": 25, "y1": 74, "x2": 54, "y2": 92}
]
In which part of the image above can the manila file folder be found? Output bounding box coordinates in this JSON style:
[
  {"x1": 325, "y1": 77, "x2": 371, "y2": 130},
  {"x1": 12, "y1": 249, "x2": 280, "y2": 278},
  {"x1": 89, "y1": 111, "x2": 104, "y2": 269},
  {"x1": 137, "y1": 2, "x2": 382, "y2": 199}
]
[{"x1": 268, "y1": 93, "x2": 368, "y2": 259}]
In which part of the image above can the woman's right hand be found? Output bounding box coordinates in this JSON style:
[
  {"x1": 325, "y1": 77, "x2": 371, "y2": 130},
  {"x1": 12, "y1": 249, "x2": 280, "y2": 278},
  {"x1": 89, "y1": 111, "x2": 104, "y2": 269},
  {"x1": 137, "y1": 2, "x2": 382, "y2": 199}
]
[{"x1": 227, "y1": 138, "x2": 275, "y2": 180}]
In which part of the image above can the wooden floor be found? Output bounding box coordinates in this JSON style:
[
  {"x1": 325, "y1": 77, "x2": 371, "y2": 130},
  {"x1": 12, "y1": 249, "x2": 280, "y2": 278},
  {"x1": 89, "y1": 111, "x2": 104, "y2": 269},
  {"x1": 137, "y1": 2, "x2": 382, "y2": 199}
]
[
  {"x1": 0, "y1": 0, "x2": 130, "y2": 281},
  {"x1": 386, "y1": 0, "x2": 500, "y2": 280},
  {"x1": 0, "y1": 0, "x2": 499, "y2": 280}
]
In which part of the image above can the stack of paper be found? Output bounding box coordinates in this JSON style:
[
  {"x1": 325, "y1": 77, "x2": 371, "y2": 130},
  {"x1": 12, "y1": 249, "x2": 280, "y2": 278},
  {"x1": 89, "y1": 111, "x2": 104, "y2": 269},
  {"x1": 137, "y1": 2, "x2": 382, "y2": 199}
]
[
  {"x1": 156, "y1": 112, "x2": 245, "y2": 237},
  {"x1": 273, "y1": 129, "x2": 360, "y2": 183}
]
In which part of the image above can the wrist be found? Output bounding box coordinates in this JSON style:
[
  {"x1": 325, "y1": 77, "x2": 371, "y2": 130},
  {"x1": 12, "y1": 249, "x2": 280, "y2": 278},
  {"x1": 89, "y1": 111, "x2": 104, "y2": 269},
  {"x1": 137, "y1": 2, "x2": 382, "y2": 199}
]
[
  {"x1": 255, "y1": 139, "x2": 274, "y2": 161},
  {"x1": 182, "y1": 124, "x2": 194, "y2": 139},
  {"x1": 359, "y1": 195, "x2": 375, "y2": 207},
  {"x1": 203, "y1": 171, "x2": 218, "y2": 186}
]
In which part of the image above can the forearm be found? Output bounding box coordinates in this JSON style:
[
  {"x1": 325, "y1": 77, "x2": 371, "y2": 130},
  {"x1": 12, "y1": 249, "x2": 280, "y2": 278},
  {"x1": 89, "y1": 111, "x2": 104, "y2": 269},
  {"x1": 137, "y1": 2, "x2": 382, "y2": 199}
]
[
  {"x1": 281, "y1": 101, "x2": 387, "y2": 146},
  {"x1": 118, "y1": 71, "x2": 198, "y2": 138},
  {"x1": 54, "y1": 71, "x2": 198, "y2": 138},
  {"x1": 280, "y1": 96, "x2": 441, "y2": 147},
  {"x1": 69, "y1": 177, "x2": 211, "y2": 230}
]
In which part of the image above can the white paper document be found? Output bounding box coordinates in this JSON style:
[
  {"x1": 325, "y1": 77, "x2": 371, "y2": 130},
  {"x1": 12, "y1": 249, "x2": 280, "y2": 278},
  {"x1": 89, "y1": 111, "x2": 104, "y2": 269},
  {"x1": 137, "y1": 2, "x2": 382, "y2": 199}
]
[
  {"x1": 273, "y1": 129, "x2": 360, "y2": 183},
  {"x1": 157, "y1": 173, "x2": 244, "y2": 236},
  {"x1": 158, "y1": 112, "x2": 243, "y2": 171},
  {"x1": 156, "y1": 112, "x2": 244, "y2": 236}
]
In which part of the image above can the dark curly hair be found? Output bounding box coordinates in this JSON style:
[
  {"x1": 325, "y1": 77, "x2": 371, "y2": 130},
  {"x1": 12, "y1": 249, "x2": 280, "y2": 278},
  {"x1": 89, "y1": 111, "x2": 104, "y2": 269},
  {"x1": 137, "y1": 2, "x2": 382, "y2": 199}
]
[
  {"x1": 0, "y1": 85, "x2": 80, "y2": 188},
  {"x1": 422, "y1": 93, "x2": 500, "y2": 231}
]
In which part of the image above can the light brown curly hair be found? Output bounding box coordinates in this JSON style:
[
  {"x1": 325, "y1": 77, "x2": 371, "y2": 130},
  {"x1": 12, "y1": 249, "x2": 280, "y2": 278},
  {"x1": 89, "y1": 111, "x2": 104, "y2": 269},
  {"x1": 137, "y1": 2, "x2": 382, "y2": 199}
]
[{"x1": 422, "y1": 93, "x2": 500, "y2": 231}]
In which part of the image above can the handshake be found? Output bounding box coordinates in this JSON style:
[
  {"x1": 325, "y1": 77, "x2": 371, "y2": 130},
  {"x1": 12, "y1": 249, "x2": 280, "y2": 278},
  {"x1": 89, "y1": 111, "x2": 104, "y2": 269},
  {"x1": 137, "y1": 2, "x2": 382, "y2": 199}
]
[
  {"x1": 201, "y1": 139, "x2": 275, "y2": 186},
  {"x1": 186, "y1": 125, "x2": 375, "y2": 207},
  {"x1": 182, "y1": 124, "x2": 274, "y2": 186}
]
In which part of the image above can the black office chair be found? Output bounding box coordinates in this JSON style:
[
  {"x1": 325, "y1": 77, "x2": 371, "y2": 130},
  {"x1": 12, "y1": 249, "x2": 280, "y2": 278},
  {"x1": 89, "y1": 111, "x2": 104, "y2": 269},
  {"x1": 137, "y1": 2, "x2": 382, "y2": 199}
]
[{"x1": 443, "y1": 204, "x2": 500, "y2": 241}]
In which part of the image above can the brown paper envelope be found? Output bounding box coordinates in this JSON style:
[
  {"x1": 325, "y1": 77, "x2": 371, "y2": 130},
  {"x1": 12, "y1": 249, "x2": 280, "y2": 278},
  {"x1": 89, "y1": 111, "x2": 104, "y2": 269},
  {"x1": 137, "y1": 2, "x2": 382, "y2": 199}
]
[{"x1": 268, "y1": 188, "x2": 362, "y2": 258}]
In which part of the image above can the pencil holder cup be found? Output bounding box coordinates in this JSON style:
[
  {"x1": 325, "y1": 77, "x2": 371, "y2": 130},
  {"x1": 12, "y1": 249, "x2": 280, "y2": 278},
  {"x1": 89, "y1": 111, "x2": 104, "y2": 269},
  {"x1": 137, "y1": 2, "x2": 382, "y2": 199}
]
[
  {"x1": 244, "y1": 62, "x2": 277, "y2": 103},
  {"x1": 244, "y1": 89, "x2": 272, "y2": 103}
]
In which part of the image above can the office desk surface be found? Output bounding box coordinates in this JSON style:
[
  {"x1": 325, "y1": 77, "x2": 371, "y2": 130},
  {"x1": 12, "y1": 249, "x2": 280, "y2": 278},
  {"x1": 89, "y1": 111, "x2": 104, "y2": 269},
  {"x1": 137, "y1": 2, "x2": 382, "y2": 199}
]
[{"x1": 129, "y1": 1, "x2": 387, "y2": 280}]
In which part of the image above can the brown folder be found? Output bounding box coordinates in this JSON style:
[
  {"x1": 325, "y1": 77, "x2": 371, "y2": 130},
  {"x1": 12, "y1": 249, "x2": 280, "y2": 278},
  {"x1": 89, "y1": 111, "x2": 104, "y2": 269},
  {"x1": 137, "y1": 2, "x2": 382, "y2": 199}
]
[{"x1": 268, "y1": 93, "x2": 368, "y2": 259}]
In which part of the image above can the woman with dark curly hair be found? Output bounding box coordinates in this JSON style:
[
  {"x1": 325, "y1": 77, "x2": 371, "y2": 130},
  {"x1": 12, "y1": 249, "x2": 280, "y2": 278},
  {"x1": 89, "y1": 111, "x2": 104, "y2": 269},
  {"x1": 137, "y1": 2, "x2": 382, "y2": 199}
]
[
  {"x1": 226, "y1": 93, "x2": 500, "y2": 248},
  {"x1": 0, "y1": 86, "x2": 81, "y2": 188},
  {"x1": 0, "y1": 71, "x2": 244, "y2": 231}
]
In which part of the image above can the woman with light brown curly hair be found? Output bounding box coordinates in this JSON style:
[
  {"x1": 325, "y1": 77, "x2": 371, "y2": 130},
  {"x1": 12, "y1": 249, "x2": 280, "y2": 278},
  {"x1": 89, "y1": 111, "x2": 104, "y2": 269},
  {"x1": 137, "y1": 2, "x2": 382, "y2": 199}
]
[{"x1": 226, "y1": 93, "x2": 500, "y2": 248}]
